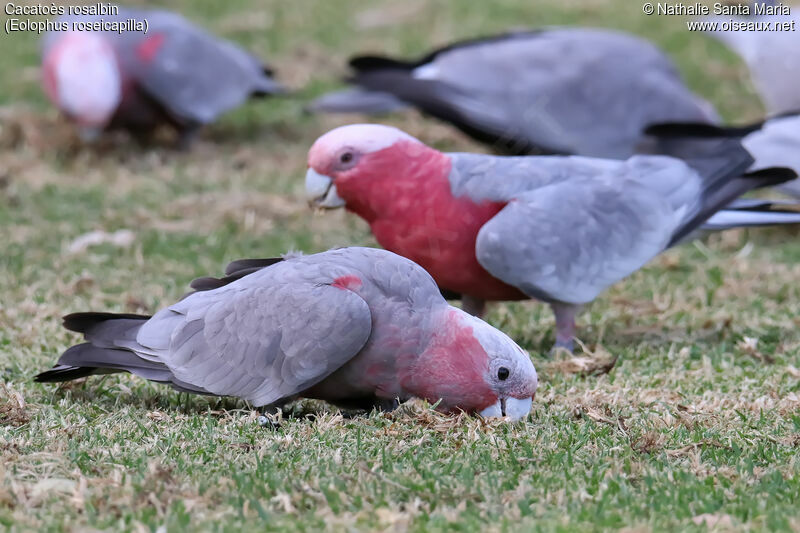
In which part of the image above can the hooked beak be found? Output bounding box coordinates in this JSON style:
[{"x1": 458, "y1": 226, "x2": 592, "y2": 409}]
[
  {"x1": 479, "y1": 397, "x2": 533, "y2": 422},
  {"x1": 305, "y1": 168, "x2": 345, "y2": 209}
]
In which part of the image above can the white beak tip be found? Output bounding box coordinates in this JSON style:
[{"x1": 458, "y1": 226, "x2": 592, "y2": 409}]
[{"x1": 478, "y1": 397, "x2": 533, "y2": 422}]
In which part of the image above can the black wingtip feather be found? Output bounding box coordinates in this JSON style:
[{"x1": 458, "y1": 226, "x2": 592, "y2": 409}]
[
  {"x1": 63, "y1": 312, "x2": 151, "y2": 334},
  {"x1": 349, "y1": 56, "x2": 417, "y2": 72},
  {"x1": 188, "y1": 258, "x2": 286, "y2": 294},
  {"x1": 34, "y1": 365, "x2": 97, "y2": 383},
  {"x1": 742, "y1": 167, "x2": 799, "y2": 187},
  {"x1": 645, "y1": 119, "x2": 772, "y2": 138},
  {"x1": 224, "y1": 257, "x2": 284, "y2": 276}
]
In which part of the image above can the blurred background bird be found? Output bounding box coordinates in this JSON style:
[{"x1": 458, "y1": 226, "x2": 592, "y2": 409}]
[
  {"x1": 308, "y1": 28, "x2": 720, "y2": 158},
  {"x1": 41, "y1": 6, "x2": 285, "y2": 148}
]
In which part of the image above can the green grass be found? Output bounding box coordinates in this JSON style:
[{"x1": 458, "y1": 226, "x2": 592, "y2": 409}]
[{"x1": 2, "y1": 0, "x2": 800, "y2": 531}]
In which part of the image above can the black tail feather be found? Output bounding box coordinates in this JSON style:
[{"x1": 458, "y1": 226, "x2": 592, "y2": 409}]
[
  {"x1": 34, "y1": 364, "x2": 101, "y2": 383},
  {"x1": 63, "y1": 312, "x2": 151, "y2": 334},
  {"x1": 644, "y1": 121, "x2": 762, "y2": 139}
]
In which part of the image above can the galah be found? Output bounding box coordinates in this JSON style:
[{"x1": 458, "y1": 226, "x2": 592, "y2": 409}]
[
  {"x1": 308, "y1": 28, "x2": 718, "y2": 158},
  {"x1": 35, "y1": 248, "x2": 538, "y2": 421},
  {"x1": 42, "y1": 7, "x2": 284, "y2": 145},
  {"x1": 645, "y1": 112, "x2": 800, "y2": 198},
  {"x1": 305, "y1": 124, "x2": 797, "y2": 351},
  {"x1": 700, "y1": 10, "x2": 800, "y2": 114}
]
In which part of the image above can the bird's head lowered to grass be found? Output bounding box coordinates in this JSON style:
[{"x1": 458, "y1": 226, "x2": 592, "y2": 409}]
[
  {"x1": 42, "y1": 31, "x2": 122, "y2": 135},
  {"x1": 407, "y1": 306, "x2": 538, "y2": 421}
]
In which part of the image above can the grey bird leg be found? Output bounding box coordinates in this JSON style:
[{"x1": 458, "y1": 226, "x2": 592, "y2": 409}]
[
  {"x1": 550, "y1": 302, "x2": 581, "y2": 354},
  {"x1": 461, "y1": 295, "x2": 486, "y2": 317}
]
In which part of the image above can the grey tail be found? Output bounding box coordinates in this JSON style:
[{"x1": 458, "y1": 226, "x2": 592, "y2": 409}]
[
  {"x1": 670, "y1": 166, "x2": 798, "y2": 245},
  {"x1": 665, "y1": 135, "x2": 797, "y2": 245},
  {"x1": 306, "y1": 88, "x2": 410, "y2": 115},
  {"x1": 36, "y1": 313, "x2": 212, "y2": 395},
  {"x1": 36, "y1": 313, "x2": 163, "y2": 383},
  {"x1": 252, "y1": 75, "x2": 287, "y2": 97}
]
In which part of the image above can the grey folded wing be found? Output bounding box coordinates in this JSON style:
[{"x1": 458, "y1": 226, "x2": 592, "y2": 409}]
[
  {"x1": 132, "y1": 280, "x2": 373, "y2": 406},
  {"x1": 123, "y1": 11, "x2": 277, "y2": 124},
  {"x1": 471, "y1": 157, "x2": 701, "y2": 304}
]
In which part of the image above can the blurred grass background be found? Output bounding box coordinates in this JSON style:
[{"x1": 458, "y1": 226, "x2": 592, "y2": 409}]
[{"x1": 2, "y1": 0, "x2": 800, "y2": 531}]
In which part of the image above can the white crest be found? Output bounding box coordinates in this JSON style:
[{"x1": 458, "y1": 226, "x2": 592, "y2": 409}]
[{"x1": 318, "y1": 124, "x2": 423, "y2": 154}]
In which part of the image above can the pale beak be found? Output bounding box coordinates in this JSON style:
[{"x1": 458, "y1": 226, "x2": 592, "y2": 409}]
[
  {"x1": 479, "y1": 397, "x2": 532, "y2": 422},
  {"x1": 305, "y1": 168, "x2": 345, "y2": 208}
]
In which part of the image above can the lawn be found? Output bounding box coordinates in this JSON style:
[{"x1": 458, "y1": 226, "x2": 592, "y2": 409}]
[{"x1": 2, "y1": 0, "x2": 800, "y2": 531}]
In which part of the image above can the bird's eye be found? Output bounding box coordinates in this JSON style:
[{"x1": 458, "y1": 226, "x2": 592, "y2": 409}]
[
  {"x1": 497, "y1": 367, "x2": 510, "y2": 381},
  {"x1": 340, "y1": 152, "x2": 353, "y2": 164}
]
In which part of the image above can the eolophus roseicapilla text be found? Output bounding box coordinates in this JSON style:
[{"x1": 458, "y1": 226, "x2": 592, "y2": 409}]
[
  {"x1": 699, "y1": 8, "x2": 800, "y2": 114},
  {"x1": 42, "y1": 6, "x2": 284, "y2": 145},
  {"x1": 35, "y1": 248, "x2": 537, "y2": 421},
  {"x1": 305, "y1": 125, "x2": 797, "y2": 351},
  {"x1": 646, "y1": 112, "x2": 800, "y2": 198},
  {"x1": 308, "y1": 28, "x2": 718, "y2": 158}
]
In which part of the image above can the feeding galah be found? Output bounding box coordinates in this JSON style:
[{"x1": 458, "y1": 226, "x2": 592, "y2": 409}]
[
  {"x1": 305, "y1": 124, "x2": 797, "y2": 351},
  {"x1": 35, "y1": 248, "x2": 538, "y2": 421},
  {"x1": 645, "y1": 112, "x2": 800, "y2": 198},
  {"x1": 700, "y1": 10, "x2": 800, "y2": 115},
  {"x1": 42, "y1": 7, "x2": 284, "y2": 145},
  {"x1": 308, "y1": 28, "x2": 718, "y2": 158}
]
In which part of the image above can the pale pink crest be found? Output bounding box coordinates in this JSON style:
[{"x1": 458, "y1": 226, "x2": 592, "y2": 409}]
[{"x1": 308, "y1": 123, "x2": 423, "y2": 170}]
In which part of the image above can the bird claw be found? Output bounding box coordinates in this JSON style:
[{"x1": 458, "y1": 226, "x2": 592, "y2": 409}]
[{"x1": 257, "y1": 414, "x2": 281, "y2": 430}]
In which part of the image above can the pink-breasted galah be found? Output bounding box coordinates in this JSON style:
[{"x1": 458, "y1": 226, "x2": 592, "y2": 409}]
[
  {"x1": 41, "y1": 6, "x2": 284, "y2": 145},
  {"x1": 305, "y1": 124, "x2": 798, "y2": 351},
  {"x1": 35, "y1": 247, "x2": 537, "y2": 421}
]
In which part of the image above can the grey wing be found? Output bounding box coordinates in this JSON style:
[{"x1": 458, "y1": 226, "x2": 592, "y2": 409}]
[
  {"x1": 124, "y1": 14, "x2": 276, "y2": 124},
  {"x1": 134, "y1": 281, "x2": 372, "y2": 406},
  {"x1": 447, "y1": 151, "x2": 625, "y2": 203},
  {"x1": 475, "y1": 166, "x2": 694, "y2": 304},
  {"x1": 429, "y1": 28, "x2": 717, "y2": 157}
]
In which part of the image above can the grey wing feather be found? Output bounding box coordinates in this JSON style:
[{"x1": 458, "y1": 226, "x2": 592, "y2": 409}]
[
  {"x1": 122, "y1": 11, "x2": 278, "y2": 124},
  {"x1": 134, "y1": 279, "x2": 372, "y2": 406},
  {"x1": 471, "y1": 156, "x2": 701, "y2": 303}
]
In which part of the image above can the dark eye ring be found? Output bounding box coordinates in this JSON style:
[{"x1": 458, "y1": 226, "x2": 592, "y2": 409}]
[
  {"x1": 340, "y1": 152, "x2": 353, "y2": 164},
  {"x1": 497, "y1": 367, "x2": 510, "y2": 381}
]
